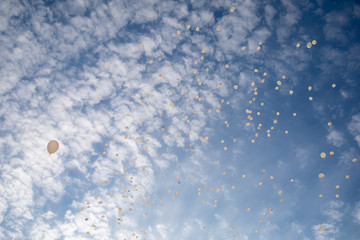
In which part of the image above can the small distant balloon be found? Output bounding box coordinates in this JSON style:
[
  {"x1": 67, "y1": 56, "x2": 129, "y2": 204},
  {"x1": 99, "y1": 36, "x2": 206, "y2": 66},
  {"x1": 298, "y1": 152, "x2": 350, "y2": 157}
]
[{"x1": 47, "y1": 140, "x2": 59, "y2": 154}]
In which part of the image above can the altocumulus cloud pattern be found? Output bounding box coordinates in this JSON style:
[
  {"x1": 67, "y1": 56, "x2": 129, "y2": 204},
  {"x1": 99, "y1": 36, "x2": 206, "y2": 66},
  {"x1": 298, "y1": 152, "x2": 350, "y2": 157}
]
[{"x1": 0, "y1": 0, "x2": 360, "y2": 239}]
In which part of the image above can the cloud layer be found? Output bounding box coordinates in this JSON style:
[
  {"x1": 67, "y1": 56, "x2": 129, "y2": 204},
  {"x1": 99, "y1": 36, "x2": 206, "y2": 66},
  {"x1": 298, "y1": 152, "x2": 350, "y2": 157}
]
[{"x1": 0, "y1": 0, "x2": 360, "y2": 239}]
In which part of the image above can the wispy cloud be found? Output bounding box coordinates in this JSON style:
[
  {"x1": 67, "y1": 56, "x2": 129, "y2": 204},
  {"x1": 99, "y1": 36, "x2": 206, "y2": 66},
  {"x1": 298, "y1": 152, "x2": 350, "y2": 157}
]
[
  {"x1": 312, "y1": 223, "x2": 339, "y2": 240},
  {"x1": 324, "y1": 10, "x2": 350, "y2": 44},
  {"x1": 353, "y1": 201, "x2": 360, "y2": 224},
  {"x1": 348, "y1": 113, "x2": 360, "y2": 148},
  {"x1": 311, "y1": 200, "x2": 344, "y2": 239},
  {"x1": 326, "y1": 128, "x2": 346, "y2": 147},
  {"x1": 156, "y1": 224, "x2": 168, "y2": 239},
  {"x1": 0, "y1": 0, "x2": 359, "y2": 239}
]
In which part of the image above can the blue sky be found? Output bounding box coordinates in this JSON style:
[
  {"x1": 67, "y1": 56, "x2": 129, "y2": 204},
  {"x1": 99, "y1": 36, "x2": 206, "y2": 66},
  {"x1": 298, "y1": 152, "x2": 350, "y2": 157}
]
[{"x1": 0, "y1": 0, "x2": 360, "y2": 239}]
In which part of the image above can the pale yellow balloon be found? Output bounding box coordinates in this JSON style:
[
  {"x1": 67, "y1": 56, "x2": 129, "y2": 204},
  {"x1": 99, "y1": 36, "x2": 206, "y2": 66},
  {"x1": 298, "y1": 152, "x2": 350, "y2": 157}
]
[{"x1": 47, "y1": 140, "x2": 59, "y2": 154}]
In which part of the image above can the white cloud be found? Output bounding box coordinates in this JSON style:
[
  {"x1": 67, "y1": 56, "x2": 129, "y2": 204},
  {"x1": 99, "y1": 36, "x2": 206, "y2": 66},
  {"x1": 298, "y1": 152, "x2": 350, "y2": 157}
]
[
  {"x1": 323, "y1": 10, "x2": 350, "y2": 44},
  {"x1": 174, "y1": 3, "x2": 189, "y2": 19},
  {"x1": 0, "y1": 1, "x2": 162, "y2": 236},
  {"x1": 0, "y1": 196, "x2": 8, "y2": 223},
  {"x1": 0, "y1": 0, "x2": 359, "y2": 239},
  {"x1": 295, "y1": 147, "x2": 311, "y2": 170},
  {"x1": 326, "y1": 129, "x2": 346, "y2": 147},
  {"x1": 140, "y1": 36, "x2": 161, "y2": 57},
  {"x1": 276, "y1": 0, "x2": 301, "y2": 41},
  {"x1": 323, "y1": 209, "x2": 343, "y2": 222},
  {"x1": 29, "y1": 219, "x2": 60, "y2": 240},
  {"x1": 189, "y1": 10, "x2": 214, "y2": 28},
  {"x1": 340, "y1": 89, "x2": 352, "y2": 99},
  {"x1": 348, "y1": 113, "x2": 360, "y2": 147},
  {"x1": 215, "y1": 12, "x2": 260, "y2": 56},
  {"x1": 41, "y1": 210, "x2": 56, "y2": 219},
  {"x1": 353, "y1": 201, "x2": 360, "y2": 224},
  {"x1": 132, "y1": 0, "x2": 159, "y2": 23},
  {"x1": 156, "y1": 224, "x2": 168, "y2": 239},
  {"x1": 291, "y1": 222, "x2": 304, "y2": 234},
  {"x1": 321, "y1": 200, "x2": 344, "y2": 223},
  {"x1": 312, "y1": 223, "x2": 339, "y2": 240},
  {"x1": 265, "y1": 4, "x2": 277, "y2": 28},
  {"x1": 0, "y1": 0, "x2": 24, "y2": 32},
  {"x1": 354, "y1": 4, "x2": 360, "y2": 18},
  {"x1": 0, "y1": 166, "x2": 34, "y2": 238}
]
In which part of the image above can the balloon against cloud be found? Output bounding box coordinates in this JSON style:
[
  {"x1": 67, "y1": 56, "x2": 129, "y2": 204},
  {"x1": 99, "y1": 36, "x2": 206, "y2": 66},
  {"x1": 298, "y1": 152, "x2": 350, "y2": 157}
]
[
  {"x1": 47, "y1": 140, "x2": 59, "y2": 154},
  {"x1": 0, "y1": 0, "x2": 359, "y2": 240}
]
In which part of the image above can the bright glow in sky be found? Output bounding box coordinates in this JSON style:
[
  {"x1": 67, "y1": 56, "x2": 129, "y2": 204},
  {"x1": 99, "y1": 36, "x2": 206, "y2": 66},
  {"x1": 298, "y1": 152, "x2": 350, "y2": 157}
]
[{"x1": 1, "y1": 0, "x2": 360, "y2": 239}]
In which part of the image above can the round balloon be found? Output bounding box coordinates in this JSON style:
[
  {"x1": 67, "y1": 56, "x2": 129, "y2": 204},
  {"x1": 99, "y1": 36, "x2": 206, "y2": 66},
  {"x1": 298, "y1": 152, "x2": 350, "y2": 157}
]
[{"x1": 47, "y1": 140, "x2": 59, "y2": 154}]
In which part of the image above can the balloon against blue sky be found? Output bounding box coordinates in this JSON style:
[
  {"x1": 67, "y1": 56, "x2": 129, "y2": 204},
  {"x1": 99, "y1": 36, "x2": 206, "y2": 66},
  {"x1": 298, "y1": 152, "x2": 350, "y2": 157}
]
[{"x1": 0, "y1": 0, "x2": 360, "y2": 239}]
